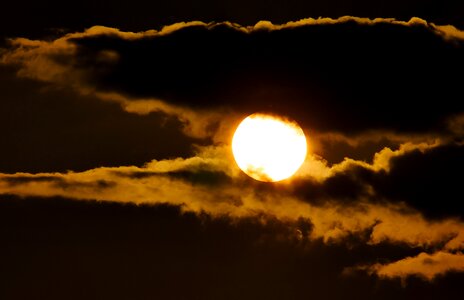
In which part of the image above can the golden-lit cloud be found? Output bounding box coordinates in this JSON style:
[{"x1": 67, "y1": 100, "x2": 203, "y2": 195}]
[
  {"x1": 1, "y1": 16, "x2": 463, "y2": 142},
  {"x1": 1, "y1": 141, "x2": 463, "y2": 280},
  {"x1": 2, "y1": 16, "x2": 462, "y2": 85},
  {"x1": 95, "y1": 91, "x2": 239, "y2": 140},
  {"x1": 296, "y1": 140, "x2": 440, "y2": 180},
  {"x1": 361, "y1": 251, "x2": 464, "y2": 281},
  {"x1": 1, "y1": 16, "x2": 463, "y2": 282}
]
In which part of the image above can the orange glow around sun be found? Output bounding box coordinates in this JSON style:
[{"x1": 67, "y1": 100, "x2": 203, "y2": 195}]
[{"x1": 232, "y1": 113, "x2": 307, "y2": 182}]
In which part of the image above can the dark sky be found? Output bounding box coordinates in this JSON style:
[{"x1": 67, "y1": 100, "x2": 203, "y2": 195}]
[{"x1": 1, "y1": 2, "x2": 464, "y2": 300}]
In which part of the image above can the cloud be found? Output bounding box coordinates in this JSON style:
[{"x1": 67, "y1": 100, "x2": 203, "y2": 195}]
[
  {"x1": 1, "y1": 16, "x2": 464, "y2": 282},
  {"x1": 362, "y1": 251, "x2": 464, "y2": 281},
  {"x1": 2, "y1": 16, "x2": 463, "y2": 140},
  {"x1": 1, "y1": 141, "x2": 463, "y2": 253},
  {"x1": 95, "y1": 91, "x2": 241, "y2": 140},
  {"x1": 2, "y1": 140, "x2": 464, "y2": 280},
  {"x1": 0, "y1": 68, "x2": 200, "y2": 173},
  {"x1": 292, "y1": 141, "x2": 464, "y2": 221}
]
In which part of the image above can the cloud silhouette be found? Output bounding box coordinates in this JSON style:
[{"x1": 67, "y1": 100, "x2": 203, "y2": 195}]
[
  {"x1": 1, "y1": 17, "x2": 464, "y2": 286},
  {"x1": 2, "y1": 17, "x2": 464, "y2": 140},
  {"x1": 1, "y1": 141, "x2": 463, "y2": 281}
]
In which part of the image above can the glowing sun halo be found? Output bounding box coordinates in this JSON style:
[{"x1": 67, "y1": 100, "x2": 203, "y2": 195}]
[{"x1": 232, "y1": 113, "x2": 307, "y2": 182}]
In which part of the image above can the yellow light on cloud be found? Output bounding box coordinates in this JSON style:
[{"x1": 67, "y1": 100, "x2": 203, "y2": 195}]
[{"x1": 232, "y1": 113, "x2": 307, "y2": 182}]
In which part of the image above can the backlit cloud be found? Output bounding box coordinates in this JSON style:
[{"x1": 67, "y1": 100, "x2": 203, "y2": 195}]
[
  {"x1": 360, "y1": 252, "x2": 464, "y2": 281},
  {"x1": 1, "y1": 141, "x2": 463, "y2": 280},
  {"x1": 1, "y1": 16, "x2": 464, "y2": 284},
  {"x1": 2, "y1": 16, "x2": 463, "y2": 141}
]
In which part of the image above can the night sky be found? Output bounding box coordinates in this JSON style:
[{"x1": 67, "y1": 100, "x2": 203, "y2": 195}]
[{"x1": 1, "y1": 2, "x2": 464, "y2": 299}]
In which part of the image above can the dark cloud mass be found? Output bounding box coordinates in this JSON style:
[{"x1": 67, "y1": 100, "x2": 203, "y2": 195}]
[
  {"x1": 1, "y1": 195, "x2": 464, "y2": 300},
  {"x1": 6, "y1": 19, "x2": 463, "y2": 135},
  {"x1": 0, "y1": 11, "x2": 464, "y2": 300},
  {"x1": 0, "y1": 66, "x2": 199, "y2": 173},
  {"x1": 289, "y1": 143, "x2": 464, "y2": 219},
  {"x1": 370, "y1": 143, "x2": 464, "y2": 219}
]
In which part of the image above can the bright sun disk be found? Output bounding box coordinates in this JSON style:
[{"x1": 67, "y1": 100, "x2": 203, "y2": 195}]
[{"x1": 232, "y1": 113, "x2": 307, "y2": 182}]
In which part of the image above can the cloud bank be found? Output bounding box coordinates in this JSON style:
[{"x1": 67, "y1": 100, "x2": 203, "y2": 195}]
[
  {"x1": 1, "y1": 141, "x2": 463, "y2": 280},
  {"x1": 1, "y1": 17, "x2": 463, "y2": 283},
  {"x1": 2, "y1": 16, "x2": 464, "y2": 141}
]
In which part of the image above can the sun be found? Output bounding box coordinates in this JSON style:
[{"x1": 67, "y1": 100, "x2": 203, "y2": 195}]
[{"x1": 232, "y1": 113, "x2": 307, "y2": 182}]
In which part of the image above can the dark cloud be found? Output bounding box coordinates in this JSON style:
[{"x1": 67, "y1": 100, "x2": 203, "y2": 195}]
[
  {"x1": 3, "y1": 19, "x2": 464, "y2": 137},
  {"x1": 54, "y1": 179, "x2": 117, "y2": 190},
  {"x1": 288, "y1": 170, "x2": 371, "y2": 205},
  {"x1": 113, "y1": 168, "x2": 232, "y2": 186},
  {"x1": 2, "y1": 175, "x2": 62, "y2": 186},
  {"x1": 314, "y1": 135, "x2": 400, "y2": 164},
  {"x1": 3, "y1": 174, "x2": 116, "y2": 192},
  {"x1": 1, "y1": 16, "x2": 464, "y2": 294},
  {"x1": 2, "y1": 194, "x2": 464, "y2": 300},
  {"x1": 369, "y1": 143, "x2": 464, "y2": 219},
  {"x1": 53, "y1": 22, "x2": 464, "y2": 133},
  {"x1": 286, "y1": 142, "x2": 464, "y2": 219},
  {"x1": 154, "y1": 169, "x2": 232, "y2": 186},
  {"x1": 0, "y1": 66, "x2": 200, "y2": 173},
  {"x1": 1, "y1": 142, "x2": 463, "y2": 258}
]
